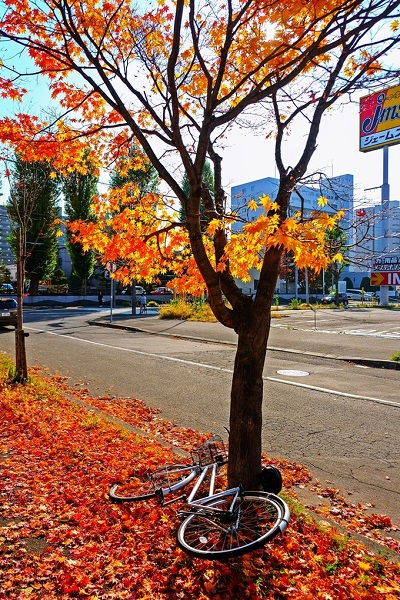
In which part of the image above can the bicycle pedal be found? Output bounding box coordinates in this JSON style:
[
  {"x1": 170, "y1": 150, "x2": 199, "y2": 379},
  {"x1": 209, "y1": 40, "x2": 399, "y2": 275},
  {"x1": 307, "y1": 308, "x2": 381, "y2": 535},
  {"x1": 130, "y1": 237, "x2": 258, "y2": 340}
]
[{"x1": 155, "y1": 488, "x2": 164, "y2": 504}]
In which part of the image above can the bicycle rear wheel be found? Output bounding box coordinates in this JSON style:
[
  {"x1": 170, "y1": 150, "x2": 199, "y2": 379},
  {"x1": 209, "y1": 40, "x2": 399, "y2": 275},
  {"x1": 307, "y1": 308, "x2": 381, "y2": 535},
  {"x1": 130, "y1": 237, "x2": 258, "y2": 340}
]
[
  {"x1": 109, "y1": 464, "x2": 196, "y2": 502},
  {"x1": 177, "y1": 491, "x2": 289, "y2": 559}
]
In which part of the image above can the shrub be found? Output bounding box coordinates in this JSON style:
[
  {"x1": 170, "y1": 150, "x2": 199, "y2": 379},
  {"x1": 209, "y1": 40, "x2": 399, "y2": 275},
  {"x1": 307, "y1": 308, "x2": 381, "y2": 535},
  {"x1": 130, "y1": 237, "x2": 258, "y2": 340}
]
[
  {"x1": 159, "y1": 299, "x2": 216, "y2": 322},
  {"x1": 390, "y1": 352, "x2": 400, "y2": 362},
  {"x1": 147, "y1": 300, "x2": 159, "y2": 307},
  {"x1": 290, "y1": 298, "x2": 303, "y2": 309}
]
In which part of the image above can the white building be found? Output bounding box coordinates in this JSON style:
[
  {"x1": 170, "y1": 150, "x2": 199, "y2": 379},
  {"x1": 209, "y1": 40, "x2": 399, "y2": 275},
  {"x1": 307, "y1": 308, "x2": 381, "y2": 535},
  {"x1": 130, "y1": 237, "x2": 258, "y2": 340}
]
[
  {"x1": 0, "y1": 205, "x2": 15, "y2": 266},
  {"x1": 350, "y1": 200, "x2": 400, "y2": 269},
  {"x1": 345, "y1": 199, "x2": 400, "y2": 291}
]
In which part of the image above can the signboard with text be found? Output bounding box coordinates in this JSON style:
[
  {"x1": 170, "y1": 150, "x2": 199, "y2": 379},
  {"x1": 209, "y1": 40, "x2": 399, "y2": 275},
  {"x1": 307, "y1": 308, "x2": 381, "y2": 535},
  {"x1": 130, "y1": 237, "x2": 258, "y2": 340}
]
[
  {"x1": 371, "y1": 271, "x2": 400, "y2": 286},
  {"x1": 373, "y1": 256, "x2": 400, "y2": 271},
  {"x1": 360, "y1": 84, "x2": 400, "y2": 152}
]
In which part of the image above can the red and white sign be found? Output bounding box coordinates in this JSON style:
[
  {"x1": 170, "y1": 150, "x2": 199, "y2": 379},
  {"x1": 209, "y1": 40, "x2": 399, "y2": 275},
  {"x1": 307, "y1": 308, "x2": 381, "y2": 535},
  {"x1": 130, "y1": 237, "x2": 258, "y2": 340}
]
[
  {"x1": 371, "y1": 272, "x2": 400, "y2": 286},
  {"x1": 360, "y1": 84, "x2": 400, "y2": 152}
]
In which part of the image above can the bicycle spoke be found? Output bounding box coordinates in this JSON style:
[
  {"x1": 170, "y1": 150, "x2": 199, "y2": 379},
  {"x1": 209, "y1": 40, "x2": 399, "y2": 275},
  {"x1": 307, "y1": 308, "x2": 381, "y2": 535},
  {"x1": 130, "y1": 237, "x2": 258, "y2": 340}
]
[{"x1": 177, "y1": 492, "x2": 289, "y2": 559}]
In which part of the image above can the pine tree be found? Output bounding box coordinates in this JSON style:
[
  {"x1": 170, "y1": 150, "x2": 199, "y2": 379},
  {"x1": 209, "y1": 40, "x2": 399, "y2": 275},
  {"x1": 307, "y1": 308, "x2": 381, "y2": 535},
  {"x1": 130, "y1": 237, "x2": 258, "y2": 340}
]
[
  {"x1": 63, "y1": 158, "x2": 98, "y2": 294},
  {"x1": 7, "y1": 155, "x2": 60, "y2": 295}
]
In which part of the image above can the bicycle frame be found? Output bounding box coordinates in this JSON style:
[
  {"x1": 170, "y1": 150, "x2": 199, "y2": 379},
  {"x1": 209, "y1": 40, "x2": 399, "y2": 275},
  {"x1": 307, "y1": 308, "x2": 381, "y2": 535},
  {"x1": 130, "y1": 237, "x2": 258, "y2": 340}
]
[
  {"x1": 155, "y1": 461, "x2": 241, "y2": 522},
  {"x1": 183, "y1": 462, "x2": 240, "y2": 514}
]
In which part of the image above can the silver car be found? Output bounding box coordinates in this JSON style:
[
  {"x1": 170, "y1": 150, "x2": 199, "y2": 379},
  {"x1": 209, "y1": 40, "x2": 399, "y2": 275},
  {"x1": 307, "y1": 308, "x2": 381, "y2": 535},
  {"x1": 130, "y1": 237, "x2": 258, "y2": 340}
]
[{"x1": 0, "y1": 297, "x2": 18, "y2": 328}]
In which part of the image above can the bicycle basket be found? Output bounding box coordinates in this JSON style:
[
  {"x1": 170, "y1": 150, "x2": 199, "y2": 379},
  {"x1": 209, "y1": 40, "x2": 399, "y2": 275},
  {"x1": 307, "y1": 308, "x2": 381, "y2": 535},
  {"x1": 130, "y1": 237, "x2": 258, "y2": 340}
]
[{"x1": 191, "y1": 435, "x2": 228, "y2": 467}]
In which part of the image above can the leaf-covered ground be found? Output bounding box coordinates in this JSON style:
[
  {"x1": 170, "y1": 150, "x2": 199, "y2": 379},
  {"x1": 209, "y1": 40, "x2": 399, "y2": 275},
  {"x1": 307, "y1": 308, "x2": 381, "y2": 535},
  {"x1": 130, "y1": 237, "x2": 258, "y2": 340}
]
[{"x1": 0, "y1": 356, "x2": 399, "y2": 599}]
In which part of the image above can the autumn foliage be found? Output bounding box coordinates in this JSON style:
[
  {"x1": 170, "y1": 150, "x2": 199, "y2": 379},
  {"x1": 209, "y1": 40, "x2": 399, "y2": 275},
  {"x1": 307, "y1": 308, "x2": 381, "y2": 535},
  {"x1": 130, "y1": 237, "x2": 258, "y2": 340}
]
[{"x1": 0, "y1": 355, "x2": 399, "y2": 599}]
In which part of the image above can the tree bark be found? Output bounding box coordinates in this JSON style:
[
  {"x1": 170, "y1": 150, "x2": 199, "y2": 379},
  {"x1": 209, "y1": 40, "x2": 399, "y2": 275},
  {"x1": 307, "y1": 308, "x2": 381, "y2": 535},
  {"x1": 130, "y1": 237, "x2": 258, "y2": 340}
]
[
  {"x1": 228, "y1": 313, "x2": 270, "y2": 490},
  {"x1": 15, "y1": 227, "x2": 28, "y2": 382}
]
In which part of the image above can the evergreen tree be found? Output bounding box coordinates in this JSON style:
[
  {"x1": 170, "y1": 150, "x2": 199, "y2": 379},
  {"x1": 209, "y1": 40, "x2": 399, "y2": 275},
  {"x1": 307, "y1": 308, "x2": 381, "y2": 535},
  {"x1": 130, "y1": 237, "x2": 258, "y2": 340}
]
[
  {"x1": 110, "y1": 145, "x2": 159, "y2": 196},
  {"x1": 7, "y1": 155, "x2": 60, "y2": 295},
  {"x1": 63, "y1": 158, "x2": 98, "y2": 294}
]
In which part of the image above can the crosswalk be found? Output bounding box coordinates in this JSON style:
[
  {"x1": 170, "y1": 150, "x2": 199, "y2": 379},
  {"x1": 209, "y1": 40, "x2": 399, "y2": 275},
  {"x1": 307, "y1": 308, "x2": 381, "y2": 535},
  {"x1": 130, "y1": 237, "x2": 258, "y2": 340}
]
[{"x1": 272, "y1": 322, "x2": 400, "y2": 338}]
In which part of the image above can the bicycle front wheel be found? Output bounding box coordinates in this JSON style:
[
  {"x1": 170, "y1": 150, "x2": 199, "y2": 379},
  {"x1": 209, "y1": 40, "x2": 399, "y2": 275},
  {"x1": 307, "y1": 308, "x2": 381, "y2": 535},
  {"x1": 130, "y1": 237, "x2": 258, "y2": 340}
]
[
  {"x1": 177, "y1": 491, "x2": 289, "y2": 560},
  {"x1": 109, "y1": 464, "x2": 196, "y2": 502}
]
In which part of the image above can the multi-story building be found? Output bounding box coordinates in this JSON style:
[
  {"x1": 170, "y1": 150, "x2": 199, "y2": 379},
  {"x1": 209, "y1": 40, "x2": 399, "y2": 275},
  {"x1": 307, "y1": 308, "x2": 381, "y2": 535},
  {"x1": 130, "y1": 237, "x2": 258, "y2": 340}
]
[
  {"x1": 348, "y1": 199, "x2": 400, "y2": 289},
  {"x1": 0, "y1": 204, "x2": 72, "y2": 281},
  {"x1": 0, "y1": 205, "x2": 15, "y2": 266}
]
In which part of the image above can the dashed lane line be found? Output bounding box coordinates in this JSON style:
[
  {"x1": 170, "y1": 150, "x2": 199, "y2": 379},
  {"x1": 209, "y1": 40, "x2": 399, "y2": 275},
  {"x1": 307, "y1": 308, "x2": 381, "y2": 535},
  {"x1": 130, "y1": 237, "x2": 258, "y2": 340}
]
[{"x1": 26, "y1": 326, "x2": 400, "y2": 409}]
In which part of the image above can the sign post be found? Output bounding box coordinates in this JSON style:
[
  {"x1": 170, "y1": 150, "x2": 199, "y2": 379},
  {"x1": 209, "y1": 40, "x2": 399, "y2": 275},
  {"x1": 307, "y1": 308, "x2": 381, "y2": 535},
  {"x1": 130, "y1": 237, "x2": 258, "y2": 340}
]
[
  {"x1": 360, "y1": 86, "x2": 400, "y2": 304},
  {"x1": 371, "y1": 256, "x2": 400, "y2": 304}
]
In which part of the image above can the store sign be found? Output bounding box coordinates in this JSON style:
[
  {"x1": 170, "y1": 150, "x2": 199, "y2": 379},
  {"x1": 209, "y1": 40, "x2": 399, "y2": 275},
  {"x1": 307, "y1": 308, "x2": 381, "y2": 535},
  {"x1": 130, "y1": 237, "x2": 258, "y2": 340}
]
[
  {"x1": 360, "y1": 84, "x2": 400, "y2": 152},
  {"x1": 371, "y1": 272, "x2": 400, "y2": 286}
]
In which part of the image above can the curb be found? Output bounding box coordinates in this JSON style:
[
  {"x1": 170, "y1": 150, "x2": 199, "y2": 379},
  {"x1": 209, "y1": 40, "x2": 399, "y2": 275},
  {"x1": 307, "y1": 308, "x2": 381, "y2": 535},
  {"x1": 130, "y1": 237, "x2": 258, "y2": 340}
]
[{"x1": 88, "y1": 319, "x2": 399, "y2": 370}]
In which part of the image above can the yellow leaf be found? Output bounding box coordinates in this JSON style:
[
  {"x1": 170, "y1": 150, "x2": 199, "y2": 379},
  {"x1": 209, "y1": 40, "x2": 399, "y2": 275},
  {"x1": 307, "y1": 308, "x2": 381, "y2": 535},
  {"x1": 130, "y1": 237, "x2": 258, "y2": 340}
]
[
  {"x1": 317, "y1": 195, "x2": 328, "y2": 207},
  {"x1": 248, "y1": 199, "x2": 258, "y2": 211}
]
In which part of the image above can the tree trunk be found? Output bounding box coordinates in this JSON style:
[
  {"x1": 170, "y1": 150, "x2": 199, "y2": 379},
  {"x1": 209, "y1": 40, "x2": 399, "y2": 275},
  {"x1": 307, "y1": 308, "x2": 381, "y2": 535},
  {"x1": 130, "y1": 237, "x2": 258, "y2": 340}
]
[
  {"x1": 28, "y1": 273, "x2": 40, "y2": 295},
  {"x1": 15, "y1": 227, "x2": 28, "y2": 382},
  {"x1": 227, "y1": 310, "x2": 270, "y2": 490}
]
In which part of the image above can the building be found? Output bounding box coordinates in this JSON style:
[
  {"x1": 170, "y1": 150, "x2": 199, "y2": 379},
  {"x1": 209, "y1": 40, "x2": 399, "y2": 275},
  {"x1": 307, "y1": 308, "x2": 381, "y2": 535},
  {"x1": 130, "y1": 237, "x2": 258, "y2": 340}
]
[
  {"x1": 0, "y1": 204, "x2": 72, "y2": 281},
  {"x1": 231, "y1": 174, "x2": 353, "y2": 223},
  {"x1": 347, "y1": 198, "x2": 400, "y2": 289},
  {"x1": 0, "y1": 205, "x2": 15, "y2": 267}
]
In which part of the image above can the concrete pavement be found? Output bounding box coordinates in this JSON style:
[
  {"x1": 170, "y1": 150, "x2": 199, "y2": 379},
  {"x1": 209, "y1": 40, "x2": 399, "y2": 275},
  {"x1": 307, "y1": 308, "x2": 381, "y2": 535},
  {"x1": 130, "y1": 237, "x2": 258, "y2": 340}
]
[{"x1": 89, "y1": 307, "x2": 400, "y2": 369}]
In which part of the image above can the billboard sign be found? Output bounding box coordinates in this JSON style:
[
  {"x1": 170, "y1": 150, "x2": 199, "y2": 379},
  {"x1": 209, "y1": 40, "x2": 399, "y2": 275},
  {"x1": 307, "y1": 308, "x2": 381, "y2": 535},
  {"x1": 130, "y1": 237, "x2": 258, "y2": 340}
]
[
  {"x1": 372, "y1": 255, "x2": 400, "y2": 271},
  {"x1": 360, "y1": 84, "x2": 400, "y2": 152}
]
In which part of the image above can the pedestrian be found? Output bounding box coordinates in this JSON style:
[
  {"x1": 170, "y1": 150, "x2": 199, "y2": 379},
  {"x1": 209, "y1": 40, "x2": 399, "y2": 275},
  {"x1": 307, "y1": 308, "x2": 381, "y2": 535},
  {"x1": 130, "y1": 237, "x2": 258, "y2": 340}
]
[
  {"x1": 98, "y1": 290, "x2": 103, "y2": 307},
  {"x1": 138, "y1": 291, "x2": 147, "y2": 314}
]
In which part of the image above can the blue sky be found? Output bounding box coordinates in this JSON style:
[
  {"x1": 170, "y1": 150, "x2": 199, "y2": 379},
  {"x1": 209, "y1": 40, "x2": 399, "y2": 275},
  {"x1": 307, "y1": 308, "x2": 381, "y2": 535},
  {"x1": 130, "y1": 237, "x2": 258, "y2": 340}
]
[{"x1": 1, "y1": 38, "x2": 400, "y2": 208}]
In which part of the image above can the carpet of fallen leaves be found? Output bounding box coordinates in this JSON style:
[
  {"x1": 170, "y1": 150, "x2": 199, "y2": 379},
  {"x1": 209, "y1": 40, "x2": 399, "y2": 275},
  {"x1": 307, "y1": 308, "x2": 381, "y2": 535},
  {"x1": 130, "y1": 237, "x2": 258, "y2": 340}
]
[{"x1": 0, "y1": 358, "x2": 399, "y2": 599}]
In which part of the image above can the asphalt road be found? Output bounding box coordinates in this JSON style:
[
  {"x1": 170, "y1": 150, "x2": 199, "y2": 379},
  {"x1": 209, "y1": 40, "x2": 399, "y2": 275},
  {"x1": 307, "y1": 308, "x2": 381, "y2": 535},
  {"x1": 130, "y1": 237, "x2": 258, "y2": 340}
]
[{"x1": 0, "y1": 307, "x2": 399, "y2": 532}]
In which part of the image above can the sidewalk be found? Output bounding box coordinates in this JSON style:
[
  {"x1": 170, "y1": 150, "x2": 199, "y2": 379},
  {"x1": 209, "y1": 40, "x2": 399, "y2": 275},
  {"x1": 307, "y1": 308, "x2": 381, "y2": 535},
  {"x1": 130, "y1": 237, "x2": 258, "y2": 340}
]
[{"x1": 90, "y1": 308, "x2": 399, "y2": 369}]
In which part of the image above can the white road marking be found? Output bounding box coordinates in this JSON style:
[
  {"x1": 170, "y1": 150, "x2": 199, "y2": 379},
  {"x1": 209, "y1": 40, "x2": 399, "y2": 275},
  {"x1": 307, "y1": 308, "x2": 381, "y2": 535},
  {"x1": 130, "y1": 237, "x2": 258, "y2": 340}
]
[
  {"x1": 272, "y1": 324, "x2": 400, "y2": 338},
  {"x1": 26, "y1": 326, "x2": 400, "y2": 409}
]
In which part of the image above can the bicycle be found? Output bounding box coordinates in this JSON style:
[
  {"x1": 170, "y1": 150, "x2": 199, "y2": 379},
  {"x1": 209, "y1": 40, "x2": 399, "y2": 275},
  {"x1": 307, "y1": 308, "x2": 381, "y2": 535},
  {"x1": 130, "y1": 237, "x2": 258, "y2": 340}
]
[{"x1": 109, "y1": 435, "x2": 290, "y2": 560}]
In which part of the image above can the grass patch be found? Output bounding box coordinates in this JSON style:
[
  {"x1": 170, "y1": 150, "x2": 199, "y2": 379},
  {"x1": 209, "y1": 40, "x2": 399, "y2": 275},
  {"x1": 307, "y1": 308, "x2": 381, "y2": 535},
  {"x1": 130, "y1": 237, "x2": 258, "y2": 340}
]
[
  {"x1": 390, "y1": 351, "x2": 400, "y2": 362},
  {"x1": 159, "y1": 298, "x2": 217, "y2": 321}
]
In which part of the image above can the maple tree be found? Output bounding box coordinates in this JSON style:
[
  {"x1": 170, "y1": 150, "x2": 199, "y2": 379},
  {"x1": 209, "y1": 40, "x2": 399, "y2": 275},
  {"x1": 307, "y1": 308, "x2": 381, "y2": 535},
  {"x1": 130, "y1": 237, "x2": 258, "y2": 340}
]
[{"x1": 1, "y1": 0, "x2": 400, "y2": 489}]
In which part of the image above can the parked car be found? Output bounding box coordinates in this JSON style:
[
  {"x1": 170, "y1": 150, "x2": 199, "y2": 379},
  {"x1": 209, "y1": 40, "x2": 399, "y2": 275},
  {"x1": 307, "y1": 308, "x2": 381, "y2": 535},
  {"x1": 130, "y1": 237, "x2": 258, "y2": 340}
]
[
  {"x1": 321, "y1": 292, "x2": 348, "y2": 306},
  {"x1": 0, "y1": 297, "x2": 18, "y2": 328},
  {"x1": 346, "y1": 289, "x2": 372, "y2": 301},
  {"x1": 0, "y1": 283, "x2": 14, "y2": 293},
  {"x1": 121, "y1": 286, "x2": 145, "y2": 295},
  {"x1": 149, "y1": 287, "x2": 173, "y2": 295}
]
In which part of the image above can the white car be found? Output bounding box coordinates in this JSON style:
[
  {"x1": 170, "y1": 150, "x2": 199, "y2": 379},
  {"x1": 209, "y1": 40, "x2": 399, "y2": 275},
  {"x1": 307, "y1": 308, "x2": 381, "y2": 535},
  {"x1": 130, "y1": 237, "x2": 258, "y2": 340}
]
[
  {"x1": 121, "y1": 286, "x2": 145, "y2": 295},
  {"x1": 346, "y1": 289, "x2": 372, "y2": 301}
]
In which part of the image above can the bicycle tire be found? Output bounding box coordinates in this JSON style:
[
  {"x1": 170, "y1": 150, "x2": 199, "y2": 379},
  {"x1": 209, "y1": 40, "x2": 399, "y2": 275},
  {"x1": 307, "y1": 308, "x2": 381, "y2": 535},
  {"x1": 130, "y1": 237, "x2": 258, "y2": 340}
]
[
  {"x1": 177, "y1": 491, "x2": 290, "y2": 560},
  {"x1": 109, "y1": 464, "x2": 196, "y2": 503}
]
